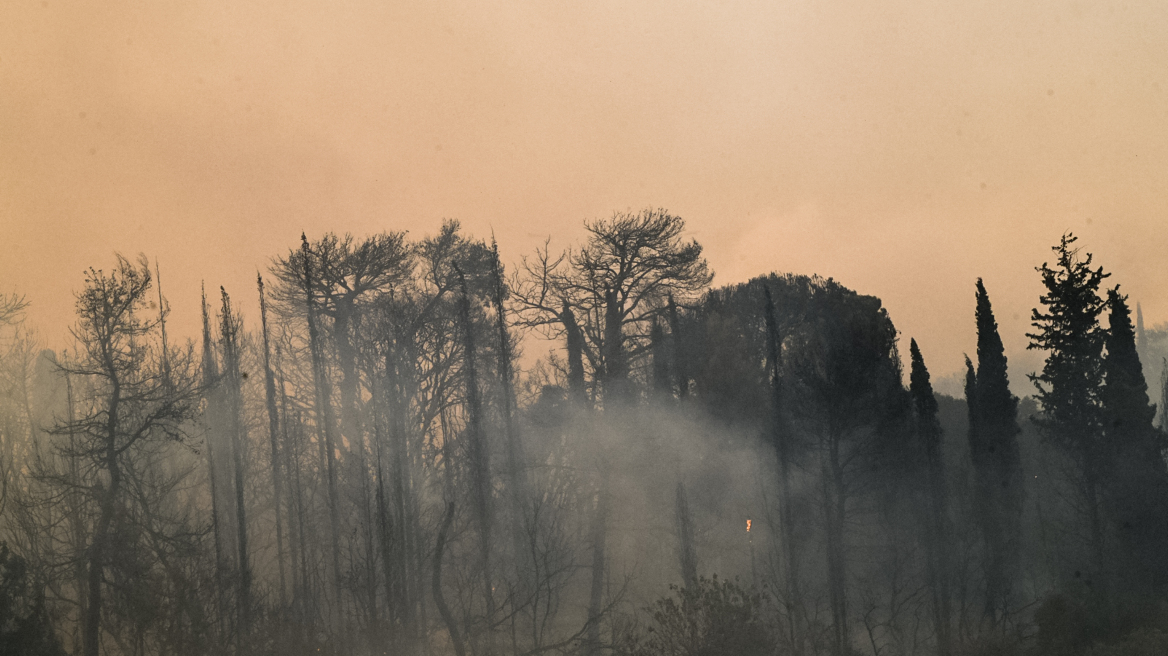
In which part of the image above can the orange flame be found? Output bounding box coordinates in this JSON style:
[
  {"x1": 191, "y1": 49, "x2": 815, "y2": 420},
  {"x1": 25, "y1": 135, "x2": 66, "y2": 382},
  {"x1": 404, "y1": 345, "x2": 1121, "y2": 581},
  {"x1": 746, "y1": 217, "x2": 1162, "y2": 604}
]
[{"x1": 746, "y1": 519, "x2": 752, "y2": 533}]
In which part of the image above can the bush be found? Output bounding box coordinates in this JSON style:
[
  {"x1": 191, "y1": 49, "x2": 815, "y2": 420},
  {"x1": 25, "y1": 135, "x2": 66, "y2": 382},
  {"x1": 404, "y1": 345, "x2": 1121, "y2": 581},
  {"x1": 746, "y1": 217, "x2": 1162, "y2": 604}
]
[
  {"x1": 615, "y1": 575, "x2": 779, "y2": 656},
  {"x1": 0, "y1": 542, "x2": 66, "y2": 656}
]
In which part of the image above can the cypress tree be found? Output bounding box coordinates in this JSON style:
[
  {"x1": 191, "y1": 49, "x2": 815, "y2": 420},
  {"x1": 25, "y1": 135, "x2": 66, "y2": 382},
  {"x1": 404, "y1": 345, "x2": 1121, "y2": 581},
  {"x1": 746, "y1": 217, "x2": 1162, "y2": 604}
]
[
  {"x1": 1101, "y1": 288, "x2": 1158, "y2": 458},
  {"x1": 909, "y1": 339, "x2": 951, "y2": 656},
  {"x1": 1027, "y1": 233, "x2": 1110, "y2": 592},
  {"x1": 1100, "y1": 288, "x2": 1168, "y2": 594},
  {"x1": 971, "y1": 279, "x2": 1023, "y2": 623}
]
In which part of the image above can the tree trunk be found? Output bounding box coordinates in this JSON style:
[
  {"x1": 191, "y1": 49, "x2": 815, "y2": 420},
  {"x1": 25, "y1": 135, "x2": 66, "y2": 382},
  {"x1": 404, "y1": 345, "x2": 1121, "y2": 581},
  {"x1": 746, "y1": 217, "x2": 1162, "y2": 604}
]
[
  {"x1": 83, "y1": 438, "x2": 120, "y2": 656},
  {"x1": 667, "y1": 294, "x2": 688, "y2": 399},
  {"x1": 822, "y1": 430, "x2": 849, "y2": 656},
  {"x1": 602, "y1": 287, "x2": 625, "y2": 402},
  {"x1": 456, "y1": 266, "x2": 495, "y2": 653},
  {"x1": 301, "y1": 235, "x2": 345, "y2": 626},
  {"x1": 433, "y1": 501, "x2": 466, "y2": 656},
  {"x1": 220, "y1": 289, "x2": 252, "y2": 646},
  {"x1": 764, "y1": 288, "x2": 802, "y2": 641},
  {"x1": 675, "y1": 482, "x2": 698, "y2": 586},
  {"x1": 257, "y1": 274, "x2": 288, "y2": 608},
  {"x1": 562, "y1": 302, "x2": 587, "y2": 405},
  {"x1": 585, "y1": 477, "x2": 610, "y2": 656}
]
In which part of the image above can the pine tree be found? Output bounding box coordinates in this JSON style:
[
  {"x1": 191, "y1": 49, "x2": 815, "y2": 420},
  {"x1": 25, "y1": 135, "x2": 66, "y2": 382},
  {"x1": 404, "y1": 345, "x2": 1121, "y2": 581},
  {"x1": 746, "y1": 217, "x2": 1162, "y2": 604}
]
[{"x1": 764, "y1": 285, "x2": 801, "y2": 638}]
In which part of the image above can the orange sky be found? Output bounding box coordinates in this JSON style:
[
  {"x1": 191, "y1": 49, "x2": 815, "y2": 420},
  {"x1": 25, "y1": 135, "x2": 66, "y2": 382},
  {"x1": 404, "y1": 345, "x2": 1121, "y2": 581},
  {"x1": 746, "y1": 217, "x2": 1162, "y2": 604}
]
[{"x1": 3, "y1": 0, "x2": 1167, "y2": 386}]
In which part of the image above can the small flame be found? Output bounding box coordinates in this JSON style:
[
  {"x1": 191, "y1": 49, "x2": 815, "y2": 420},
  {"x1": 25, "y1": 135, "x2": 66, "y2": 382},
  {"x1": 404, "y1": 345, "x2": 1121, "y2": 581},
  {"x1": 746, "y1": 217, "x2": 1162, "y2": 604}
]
[{"x1": 746, "y1": 519, "x2": 752, "y2": 533}]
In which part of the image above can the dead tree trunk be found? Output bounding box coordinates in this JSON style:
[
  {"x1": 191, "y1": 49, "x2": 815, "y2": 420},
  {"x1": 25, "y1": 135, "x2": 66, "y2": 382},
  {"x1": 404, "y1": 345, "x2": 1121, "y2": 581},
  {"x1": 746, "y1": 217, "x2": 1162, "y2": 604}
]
[
  {"x1": 667, "y1": 294, "x2": 688, "y2": 400},
  {"x1": 220, "y1": 288, "x2": 252, "y2": 646},
  {"x1": 456, "y1": 264, "x2": 496, "y2": 653},
  {"x1": 491, "y1": 243, "x2": 530, "y2": 596},
  {"x1": 584, "y1": 475, "x2": 610, "y2": 656},
  {"x1": 257, "y1": 274, "x2": 288, "y2": 608},
  {"x1": 434, "y1": 501, "x2": 466, "y2": 656},
  {"x1": 562, "y1": 302, "x2": 587, "y2": 406},
  {"x1": 300, "y1": 234, "x2": 345, "y2": 628},
  {"x1": 201, "y1": 286, "x2": 229, "y2": 646},
  {"x1": 675, "y1": 482, "x2": 698, "y2": 586}
]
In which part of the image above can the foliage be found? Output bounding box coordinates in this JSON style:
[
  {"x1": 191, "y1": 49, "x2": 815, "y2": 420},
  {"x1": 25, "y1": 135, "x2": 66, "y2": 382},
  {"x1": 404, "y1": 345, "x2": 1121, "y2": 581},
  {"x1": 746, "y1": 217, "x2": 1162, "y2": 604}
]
[
  {"x1": 0, "y1": 541, "x2": 66, "y2": 656},
  {"x1": 615, "y1": 576, "x2": 778, "y2": 656},
  {"x1": 1028, "y1": 232, "x2": 1109, "y2": 459}
]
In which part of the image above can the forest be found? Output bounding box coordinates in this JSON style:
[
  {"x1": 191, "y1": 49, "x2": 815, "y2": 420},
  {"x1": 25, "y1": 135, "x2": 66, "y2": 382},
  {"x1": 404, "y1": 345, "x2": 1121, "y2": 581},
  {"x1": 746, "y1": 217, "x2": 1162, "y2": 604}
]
[{"x1": 3, "y1": 210, "x2": 1168, "y2": 656}]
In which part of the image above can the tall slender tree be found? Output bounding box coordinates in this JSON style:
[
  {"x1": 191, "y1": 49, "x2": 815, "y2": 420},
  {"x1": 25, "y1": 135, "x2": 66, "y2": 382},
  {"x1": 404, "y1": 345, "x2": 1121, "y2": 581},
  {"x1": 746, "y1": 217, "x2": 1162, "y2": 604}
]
[
  {"x1": 1100, "y1": 288, "x2": 1168, "y2": 594},
  {"x1": 667, "y1": 294, "x2": 689, "y2": 400},
  {"x1": 909, "y1": 339, "x2": 951, "y2": 656},
  {"x1": 1028, "y1": 233, "x2": 1110, "y2": 592},
  {"x1": 298, "y1": 234, "x2": 344, "y2": 627},
  {"x1": 256, "y1": 273, "x2": 287, "y2": 607},
  {"x1": 218, "y1": 288, "x2": 252, "y2": 645},
  {"x1": 200, "y1": 285, "x2": 228, "y2": 645},
  {"x1": 968, "y1": 279, "x2": 1023, "y2": 623},
  {"x1": 456, "y1": 263, "x2": 495, "y2": 652}
]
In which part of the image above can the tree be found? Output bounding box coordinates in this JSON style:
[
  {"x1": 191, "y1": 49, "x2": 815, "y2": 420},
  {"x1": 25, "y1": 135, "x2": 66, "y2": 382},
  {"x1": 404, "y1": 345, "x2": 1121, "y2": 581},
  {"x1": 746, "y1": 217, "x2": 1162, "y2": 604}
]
[
  {"x1": 52, "y1": 254, "x2": 201, "y2": 656},
  {"x1": 271, "y1": 231, "x2": 413, "y2": 455},
  {"x1": 271, "y1": 231, "x2": 412, "y2": 637},
  {"x1": 968, "y1": 278, "x2": 1023, "y2": 624},
  {"x1": 0, "y1": 293, "x2": 27, "y2": 328},
  {"x1": 1099, "y1": 288, "x2": 1168, "y2": 596},
  {"x1": 784, "y1": 280, "x2": 903, "y2": 656},
  {"x1": 764, "y1": 285, "x2": 801, "y2": 641},
  {"x1": 217, "y1": 287, "x2": 252, "y2": 643},
  {"x1": 455, "y1": 263, "x2": 497, "y2": 652},
  {"x1": 909, "y1": 339, "x2": 952, "y2": 656},
  {"x1": 257, "y1": 273, "x2": 288, "y2": 607},
  {"x1": 1028, "y1": 233, "x2": 1111, "y2": 593},
  {"x1": 513, "y1": 209, "x2": 712, "y2": 403}
]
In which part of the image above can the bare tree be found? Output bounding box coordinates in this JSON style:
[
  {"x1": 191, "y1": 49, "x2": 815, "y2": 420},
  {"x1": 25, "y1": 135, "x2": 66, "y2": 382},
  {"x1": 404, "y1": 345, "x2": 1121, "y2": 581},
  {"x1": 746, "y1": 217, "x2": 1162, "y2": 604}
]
[
  {"x1": 512, "y1": 209, "x2": 712, "y2": 403},
  {"x1": 51, "y1": 254, "x2": 201, "y2": 656}
]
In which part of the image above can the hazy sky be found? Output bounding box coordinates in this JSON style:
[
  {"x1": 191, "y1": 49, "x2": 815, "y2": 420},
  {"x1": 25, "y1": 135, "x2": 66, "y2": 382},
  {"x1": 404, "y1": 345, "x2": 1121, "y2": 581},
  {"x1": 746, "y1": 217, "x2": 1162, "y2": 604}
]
[{"x1": 3, "y1": 0, "x2": 1167, "y2": 385}]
